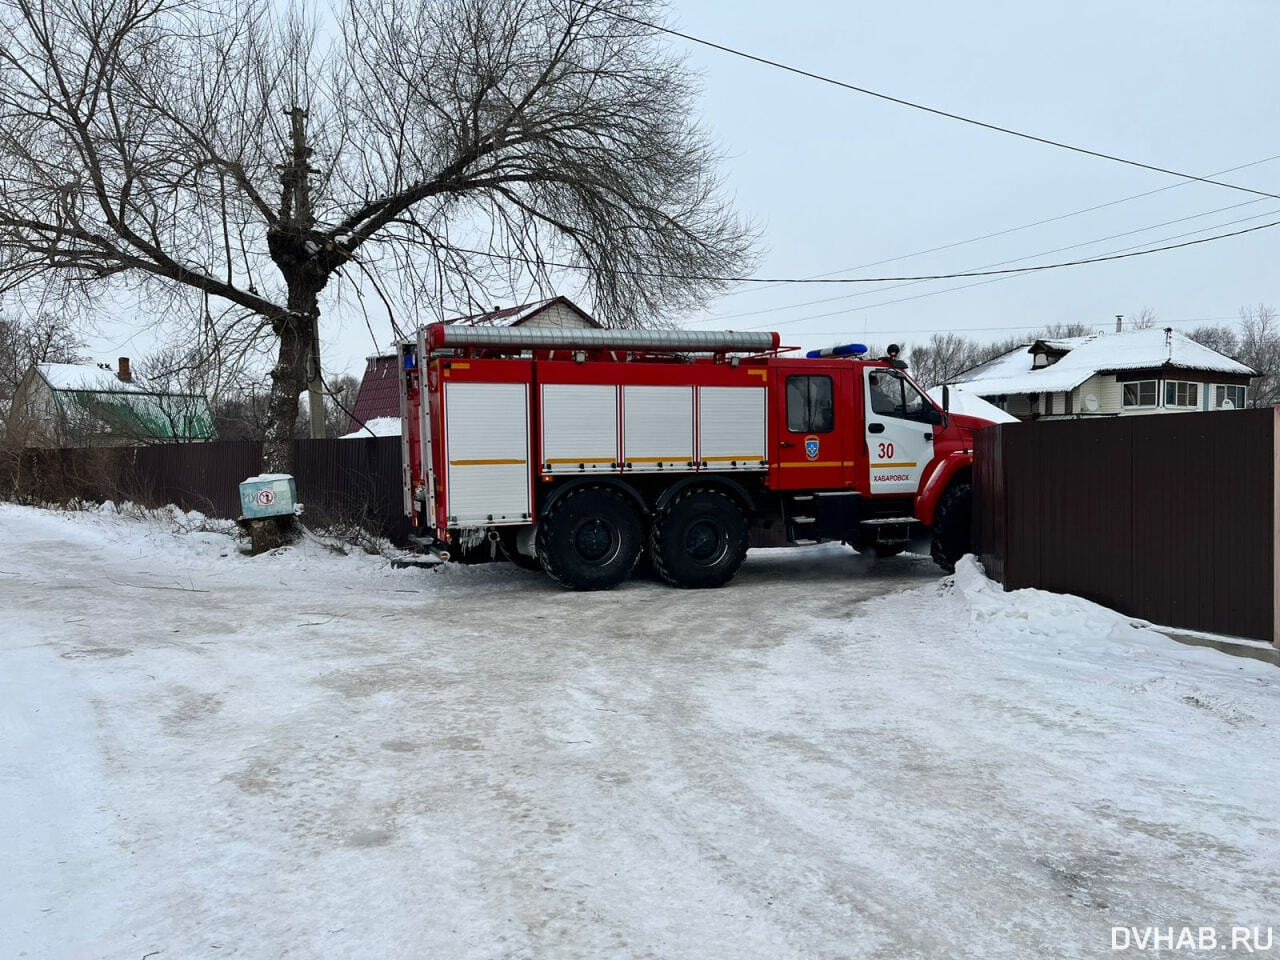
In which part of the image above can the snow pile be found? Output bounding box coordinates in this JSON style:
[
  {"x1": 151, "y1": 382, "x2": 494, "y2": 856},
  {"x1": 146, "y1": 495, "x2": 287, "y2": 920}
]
[
  {"x1": 339, "y1": 416, "x2": 401, "y2": 439},
  {"x1": 927, "y1": 386, "x2": 1018, "y2": 423}
]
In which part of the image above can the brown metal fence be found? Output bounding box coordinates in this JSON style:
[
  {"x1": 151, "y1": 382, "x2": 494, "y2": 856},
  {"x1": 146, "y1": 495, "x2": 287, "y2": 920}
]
[
  {"x1": 973, "y1": 408, "x2": 1277, "y2": 644},
  {"x1": 4, "y1": 436, "x2": 410, "y2": 545}
]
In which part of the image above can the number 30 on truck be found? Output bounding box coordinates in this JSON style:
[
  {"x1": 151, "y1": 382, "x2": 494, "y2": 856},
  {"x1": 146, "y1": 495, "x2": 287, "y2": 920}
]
[{"x1": 397, "y1": 324, "x2": 996, "y2": 589}]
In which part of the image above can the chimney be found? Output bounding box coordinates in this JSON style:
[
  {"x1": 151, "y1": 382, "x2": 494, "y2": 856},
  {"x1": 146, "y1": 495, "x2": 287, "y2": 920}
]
[
  {"x1": 117, "y1": 357, "x2": 132, "y2": 383},
  {"x1": 1115, "y1": 314, "x2": 1123, "y2": 333}
]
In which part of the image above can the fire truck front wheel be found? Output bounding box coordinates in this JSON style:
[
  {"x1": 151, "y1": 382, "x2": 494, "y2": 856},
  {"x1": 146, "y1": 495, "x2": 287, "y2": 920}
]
[
  {"x1": 649, "y1": 487, "x2": 749, "y2": 588},
  {"x1": 536, "y1": 486, "x2": 643, "y2": 590},
  {"x1": 930, "y1": 480, "x2": 972, "y2": 573}
]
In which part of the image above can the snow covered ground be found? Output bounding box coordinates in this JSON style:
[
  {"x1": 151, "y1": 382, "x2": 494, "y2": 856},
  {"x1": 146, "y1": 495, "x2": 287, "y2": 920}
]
[{"x1": 2, "y1": 503, "x2": 1276, "y2": 960}]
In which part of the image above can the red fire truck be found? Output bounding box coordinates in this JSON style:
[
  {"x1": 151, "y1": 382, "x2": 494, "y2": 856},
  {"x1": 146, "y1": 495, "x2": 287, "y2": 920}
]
[{"x1": 398, "y1": 323, "x2": 995, "y2": 589}]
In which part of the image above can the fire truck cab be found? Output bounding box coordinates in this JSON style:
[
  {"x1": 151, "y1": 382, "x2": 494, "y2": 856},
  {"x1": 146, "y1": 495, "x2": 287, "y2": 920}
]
[{"x1": 399, "y1": 323, "x2": 994, "y2": 589}]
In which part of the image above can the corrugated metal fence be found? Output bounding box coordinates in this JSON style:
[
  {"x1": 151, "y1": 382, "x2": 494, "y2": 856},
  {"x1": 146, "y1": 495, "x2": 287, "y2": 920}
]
[
  {"x1": 973, "y1": 408, "x2": 1277, "y2": 644},
  {"x1": 5, "y1": 437, "x2": 410, "y2": 545}
]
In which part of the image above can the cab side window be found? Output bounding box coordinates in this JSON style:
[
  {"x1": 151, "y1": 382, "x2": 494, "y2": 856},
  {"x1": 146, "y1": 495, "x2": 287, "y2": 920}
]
[
  {"x1": 867, "y1": 372, "x2": 901, "y2": 417},
  {"x1": 868, "y1": 371, "x2": 935, "y2": 423},
  {"x1": 786, "y1": 375, "x2": 834, "y2": 432}
]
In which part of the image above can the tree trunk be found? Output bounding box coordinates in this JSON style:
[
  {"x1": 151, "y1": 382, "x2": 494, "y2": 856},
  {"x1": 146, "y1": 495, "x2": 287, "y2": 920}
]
[{"x1": 262, "y1": 288, "x2": 321, "y2": 473}]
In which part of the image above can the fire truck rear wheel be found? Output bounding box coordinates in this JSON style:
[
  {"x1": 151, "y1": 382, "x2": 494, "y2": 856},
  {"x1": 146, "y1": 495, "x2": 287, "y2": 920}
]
[
  {"x1": 930, "y1": 480, "x2": 972, "y2": 574},
  {"x1": 649, "y1": 487, "x2": 749, "y2": 589},
  {"x1": 536, "y1": 485, "x2": 643, "y2": 590}
]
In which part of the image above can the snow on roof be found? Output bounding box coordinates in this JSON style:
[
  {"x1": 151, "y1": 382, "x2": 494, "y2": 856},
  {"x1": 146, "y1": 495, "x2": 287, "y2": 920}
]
[
  {"x1": 441, "y1": 295, "x2": 597, "y2": 328},
  {"x1": 35, "y1": 362, "x2": 207, "y2": 399},
  {"x1": 927, "y1": 386, "x2": 1019, "y2": 423},
  {"x1": 38, "y1": 362, "x2": 139, "y2": 393},
  {"x1": 32, "y1": 362, "x2": 215, "y2": 439},
  {"x1": 339, "y1": 416, "x2": 401, "y2": 439},
  {"x1": 950, "y1": 328, "x2": 1257, "y2": 396}
]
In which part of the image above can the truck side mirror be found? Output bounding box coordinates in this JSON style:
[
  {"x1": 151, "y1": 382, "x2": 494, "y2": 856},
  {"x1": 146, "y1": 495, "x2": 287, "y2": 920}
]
[
  {"x1": 927, "y1": 406, "x2": 944, "y2": 426},
  {"x1": 942, "y1": 385, "x2": 951, "y2": 411}
]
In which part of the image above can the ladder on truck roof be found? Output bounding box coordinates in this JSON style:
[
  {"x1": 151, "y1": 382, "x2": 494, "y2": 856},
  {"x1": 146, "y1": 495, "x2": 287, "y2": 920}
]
[{"x1": 420, "y1": 323, "x2": 782, "y2": 356}]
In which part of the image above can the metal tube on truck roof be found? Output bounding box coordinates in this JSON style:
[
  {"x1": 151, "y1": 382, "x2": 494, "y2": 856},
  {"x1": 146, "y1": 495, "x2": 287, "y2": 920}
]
[{"x1": 423, "y1": 323, "x2": 780, "y2": 354}]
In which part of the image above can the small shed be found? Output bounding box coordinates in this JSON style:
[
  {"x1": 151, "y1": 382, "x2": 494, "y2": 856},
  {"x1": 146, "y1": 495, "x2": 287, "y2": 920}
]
[{"x1": 6, "y1": 358, "x2": 215, "y2": 447}]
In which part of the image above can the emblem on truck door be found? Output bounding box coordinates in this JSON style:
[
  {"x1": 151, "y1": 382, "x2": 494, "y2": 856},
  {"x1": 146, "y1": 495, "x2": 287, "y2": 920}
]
[{"x1": 804, "y1": 435, "x2": 820, "y2": 460}]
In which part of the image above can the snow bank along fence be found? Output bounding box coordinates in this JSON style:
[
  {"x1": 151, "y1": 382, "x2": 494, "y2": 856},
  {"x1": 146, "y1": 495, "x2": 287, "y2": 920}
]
[
  {"x1": 4, "y1": 437, "x2": 410, "y2": 545},
  {"x1": 973, "y1": 407, "x2": 1278, "y2": 645}
]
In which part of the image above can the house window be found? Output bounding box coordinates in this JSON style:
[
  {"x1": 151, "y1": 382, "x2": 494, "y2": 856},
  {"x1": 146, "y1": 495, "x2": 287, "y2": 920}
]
[
  {"x1": 1164, "y1": 381, "x2": 1199, "y2": 408},
  {"x1": 1122, "y1": 380, "x2": 1157, "y2": 407},
  {"x1": 786, "y1": 375, "x2": 834, "y2": 433},
  {"x1": 1215, "y1": 384, "x2": 1247, "y2": 409}
]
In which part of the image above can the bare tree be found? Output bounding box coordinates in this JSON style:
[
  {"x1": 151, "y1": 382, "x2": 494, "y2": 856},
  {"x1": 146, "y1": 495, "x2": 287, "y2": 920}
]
[
  {"x1": 1040, "y1": 322, "x2": 1096, "y2": 339},
  {"x1": 322, "y1": 373, "x2": 361, "y2": 438},
  {"x1": 1190, "y1": 305, "x2": 1278, "y2": 408},
  {"x1": 1130, "y1": 307, "x2": 1158, "y2": 330},
  {"x1": 0, "y1": 0, "x2": 754, "y2": 470},
  {"x1": 0, "y1": 312, "x2": 85, "y2": 400},
  {"x1": 211, "y1": 383, "x2": 278, "y2": 442},
  {"x1": 1187, "y1": 323, "x2": 1239, "y2": 357},
  {"x1": 1238, "y1": 303, "x2": 1279, "y2": 407},
  {"x1": 906, "y1": 333, "x2": 986, "y2": 389}
]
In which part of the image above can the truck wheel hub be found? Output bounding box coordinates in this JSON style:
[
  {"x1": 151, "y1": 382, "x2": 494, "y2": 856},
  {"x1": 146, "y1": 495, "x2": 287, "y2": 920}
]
[
  {"x1": 575, "y1": 519, "x2": 617, "y2": 563},
  {"x1": 685, "y1": 520, "x2": 725, "y2": 564}
]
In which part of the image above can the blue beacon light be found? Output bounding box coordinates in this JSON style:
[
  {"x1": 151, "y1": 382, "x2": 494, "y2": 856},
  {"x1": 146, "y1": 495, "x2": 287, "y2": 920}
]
[{"x1": 805, "y1": 342, "x2": 869, "y2": 359}]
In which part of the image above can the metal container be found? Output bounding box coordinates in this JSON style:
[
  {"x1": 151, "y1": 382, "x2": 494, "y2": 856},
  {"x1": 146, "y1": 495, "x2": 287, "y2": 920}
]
[{"x1": 239, "y1": 474, "x2": 298, "y2": 520}]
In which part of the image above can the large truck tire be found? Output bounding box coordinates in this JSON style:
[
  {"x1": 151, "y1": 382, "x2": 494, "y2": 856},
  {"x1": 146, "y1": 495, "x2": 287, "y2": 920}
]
[
  {"x1": 536, "y1": 485, "x2": 643, "y2": 590},
  {"x1": 930, "y1": 480, "x2": 972, "y2": 574},
  {"x1": 649, "y1": 487, "x2": 749, "y2": 588}
]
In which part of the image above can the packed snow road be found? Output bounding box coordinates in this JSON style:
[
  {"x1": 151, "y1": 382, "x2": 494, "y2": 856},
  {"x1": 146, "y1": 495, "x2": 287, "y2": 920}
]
[{"x1": 2, "y1": 504, "x2": 1277, "y2": 960}]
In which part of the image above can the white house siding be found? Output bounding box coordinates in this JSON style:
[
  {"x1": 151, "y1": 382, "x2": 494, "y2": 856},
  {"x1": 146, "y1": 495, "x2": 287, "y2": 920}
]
[
  {"x1": 519, "y1": 302, "x2": 595, "y2": 329},
  {"x1": 6, "y1": 374, "x2": 61, "y2": 446},
  {"x1": 992, "y1": 374, "x2": 1238, "y2": 420},
  {"x1": 1063, "y1": 374, "x2": 1246, "y2": 418}
]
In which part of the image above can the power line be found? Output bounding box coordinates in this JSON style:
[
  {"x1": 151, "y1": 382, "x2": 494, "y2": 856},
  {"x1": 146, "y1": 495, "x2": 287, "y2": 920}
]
[
  {"x1": 453, "y1": 216, "x2": 1280, "y2": 286},
  {"x1": 698, "y1": 197, "x2": 1270, "y2": 323},
  {"x1": 710, "y1": 154, "x2": 1280, "y2": 299},
  {"x1": 796, "y1": 316, "x2": 1244, "y2": 338},
  {"x1": 739, "y1": 213, "x2": 1280, "y2": 328},
  {"x1": 593, "y1": 4, "x2": 1280, "y2": 202}
]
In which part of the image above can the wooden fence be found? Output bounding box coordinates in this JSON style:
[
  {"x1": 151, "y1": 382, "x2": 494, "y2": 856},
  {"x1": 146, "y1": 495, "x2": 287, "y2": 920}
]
[
  {"x1": 973, "y1": 408, "x2": 1278, "y2": 645},
  {"x1": 4, "y1": 436, "x2": 410, "y2": 546}
]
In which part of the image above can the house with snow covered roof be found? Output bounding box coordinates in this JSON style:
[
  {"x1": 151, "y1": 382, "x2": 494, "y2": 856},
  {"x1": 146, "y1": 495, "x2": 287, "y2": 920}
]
[
  {"x1": 345, "y1": 297, "x2": 599, "y2": 435},
  {"x1": 947, "y1": 327, "x2": 1257, "y2": 420},
  {"x1": 6, "y1": 358, "x2": 215, "y2": 447}
]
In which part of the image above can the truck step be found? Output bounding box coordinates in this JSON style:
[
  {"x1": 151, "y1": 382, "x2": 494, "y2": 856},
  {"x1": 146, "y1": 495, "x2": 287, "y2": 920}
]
[{"x1": 860, "y1": 517, "x2": 918, "y2": 526}]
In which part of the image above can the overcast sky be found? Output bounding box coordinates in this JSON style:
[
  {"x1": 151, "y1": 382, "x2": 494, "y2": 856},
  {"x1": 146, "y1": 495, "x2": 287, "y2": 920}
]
[{"x1": 88, "y1": 0, "x2": 1280, "y2": 375}]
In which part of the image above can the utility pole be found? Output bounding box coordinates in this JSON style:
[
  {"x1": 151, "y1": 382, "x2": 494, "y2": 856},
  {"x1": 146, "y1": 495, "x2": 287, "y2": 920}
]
[{"x1": 282, "y1": 106, "x2": 326, "y2": 439}]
